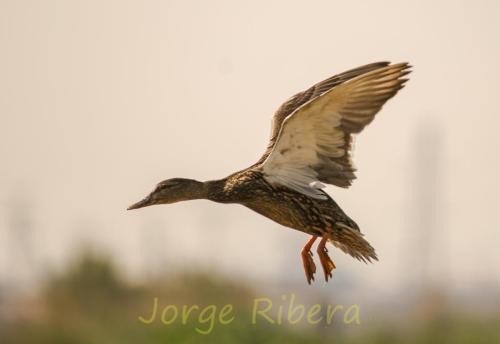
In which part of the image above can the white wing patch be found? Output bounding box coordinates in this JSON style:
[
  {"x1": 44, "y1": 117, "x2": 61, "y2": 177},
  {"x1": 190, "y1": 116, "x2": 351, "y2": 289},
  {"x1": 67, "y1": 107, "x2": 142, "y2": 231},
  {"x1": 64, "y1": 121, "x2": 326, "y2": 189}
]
[
  {"x1": 259, "y1": 63, "x2": 410, "y2": 198},
  {"x1": 262, "y1": 99, "x2": 345, "y2": 199}
]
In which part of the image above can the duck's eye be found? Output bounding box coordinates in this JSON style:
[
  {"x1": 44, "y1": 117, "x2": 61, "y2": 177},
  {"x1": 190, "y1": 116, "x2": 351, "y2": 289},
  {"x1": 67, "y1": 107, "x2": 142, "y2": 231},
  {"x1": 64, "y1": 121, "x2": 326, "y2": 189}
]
[
  {"x1": 155, "y1": 184, "x2": 167, "y2": 192},
  {"x1": 157, "y1": 181, "x2": 177, "y2": 191}
]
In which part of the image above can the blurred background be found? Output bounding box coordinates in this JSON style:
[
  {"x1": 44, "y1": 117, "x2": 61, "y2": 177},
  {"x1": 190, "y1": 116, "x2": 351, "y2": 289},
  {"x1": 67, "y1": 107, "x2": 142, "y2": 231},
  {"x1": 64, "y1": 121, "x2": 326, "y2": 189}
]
[{"x1": 1, "y1": 0, "x2": 499, "y2": 342}]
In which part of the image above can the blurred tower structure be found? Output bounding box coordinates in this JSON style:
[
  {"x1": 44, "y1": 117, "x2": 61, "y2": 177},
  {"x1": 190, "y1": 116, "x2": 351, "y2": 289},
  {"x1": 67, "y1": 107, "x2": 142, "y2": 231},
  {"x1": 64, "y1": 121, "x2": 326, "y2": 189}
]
[
  {"x1": 3, "y1": 194, "x2": 37, "y2": 292},
  {"x1": 409, "y1": 121, "x2": 450, "y2": 318}
]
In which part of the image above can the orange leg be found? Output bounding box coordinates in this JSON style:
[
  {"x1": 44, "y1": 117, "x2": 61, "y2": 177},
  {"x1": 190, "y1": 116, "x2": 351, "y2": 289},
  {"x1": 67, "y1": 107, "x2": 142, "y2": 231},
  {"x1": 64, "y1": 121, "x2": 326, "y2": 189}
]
[
  {"x1": 301, "y1": 236, "x2": 318, "y2": 285},
  {"x1": 317, "y1": 233, "x2": 336, "y2": 282}
]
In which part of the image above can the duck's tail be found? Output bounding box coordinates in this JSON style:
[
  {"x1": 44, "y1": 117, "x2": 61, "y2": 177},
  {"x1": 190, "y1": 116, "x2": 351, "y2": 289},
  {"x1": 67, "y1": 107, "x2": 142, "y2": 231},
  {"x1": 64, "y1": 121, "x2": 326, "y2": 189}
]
[{"x1": 328, "y1": 222, "x2": 378, "y2": 263}]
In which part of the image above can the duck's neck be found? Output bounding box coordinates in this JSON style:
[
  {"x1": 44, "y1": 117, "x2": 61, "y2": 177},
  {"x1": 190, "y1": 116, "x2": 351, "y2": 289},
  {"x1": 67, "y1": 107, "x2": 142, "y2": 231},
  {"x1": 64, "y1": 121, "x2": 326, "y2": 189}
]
[{"x1": 202, "y1": 178, "x2": 233, "y2": 203}]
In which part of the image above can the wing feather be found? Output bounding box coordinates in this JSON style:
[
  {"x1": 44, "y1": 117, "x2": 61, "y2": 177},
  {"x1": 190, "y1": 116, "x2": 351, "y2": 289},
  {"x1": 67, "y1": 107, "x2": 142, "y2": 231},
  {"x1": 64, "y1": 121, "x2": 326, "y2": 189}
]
[
  {"x1": 257, "y1": 62, "x2": 411, "y2": 198},
  {"x1": 253, "y1": 62, "x2": 392, "y2": 166}
]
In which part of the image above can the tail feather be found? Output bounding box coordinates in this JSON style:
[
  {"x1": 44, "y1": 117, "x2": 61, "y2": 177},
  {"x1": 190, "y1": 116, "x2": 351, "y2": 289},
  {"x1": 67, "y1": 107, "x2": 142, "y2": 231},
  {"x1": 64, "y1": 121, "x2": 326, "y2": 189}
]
[{"x1": 329, "y1": 222, "x2": 378, "y2": 263}]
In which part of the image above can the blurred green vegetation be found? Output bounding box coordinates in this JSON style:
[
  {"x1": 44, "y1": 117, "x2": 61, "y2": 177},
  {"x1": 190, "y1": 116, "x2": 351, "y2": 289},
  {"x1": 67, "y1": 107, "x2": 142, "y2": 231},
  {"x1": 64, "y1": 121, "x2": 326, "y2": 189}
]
[{"x1": 1, "y1": 252, "x2": 499, "y2": 343}]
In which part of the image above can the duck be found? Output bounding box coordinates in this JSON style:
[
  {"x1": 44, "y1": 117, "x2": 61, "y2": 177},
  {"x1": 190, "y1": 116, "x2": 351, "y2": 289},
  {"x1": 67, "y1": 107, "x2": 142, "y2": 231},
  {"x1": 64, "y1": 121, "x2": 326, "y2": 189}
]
[{"x1": 128, "y1": 61, "x2": 411, "y2": 284}]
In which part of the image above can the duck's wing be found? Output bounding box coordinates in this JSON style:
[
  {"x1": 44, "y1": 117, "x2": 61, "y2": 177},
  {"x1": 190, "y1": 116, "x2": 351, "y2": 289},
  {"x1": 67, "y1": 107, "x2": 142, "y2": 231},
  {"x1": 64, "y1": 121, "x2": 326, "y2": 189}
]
[
  {"x1": 255, "y1": 62, "x2": 411, "y2": 199},
  {"x1": 253, "y1": 61, "x2": 392, "y2": 166}
]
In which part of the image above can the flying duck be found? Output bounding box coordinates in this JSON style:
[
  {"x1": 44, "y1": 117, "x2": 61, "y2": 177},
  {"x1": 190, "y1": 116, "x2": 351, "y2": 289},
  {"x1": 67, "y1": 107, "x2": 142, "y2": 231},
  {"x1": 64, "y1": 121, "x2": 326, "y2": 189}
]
[{"x1": 128, "y1": 62, "x2": 411, "y2": 284}]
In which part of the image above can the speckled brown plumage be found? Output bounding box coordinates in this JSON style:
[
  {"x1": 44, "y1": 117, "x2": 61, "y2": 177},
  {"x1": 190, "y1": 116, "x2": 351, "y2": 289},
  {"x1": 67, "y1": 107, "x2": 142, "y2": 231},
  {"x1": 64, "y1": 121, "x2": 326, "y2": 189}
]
[{"x1": 205, "y1": 169, "x2": 377, "y2": 264}]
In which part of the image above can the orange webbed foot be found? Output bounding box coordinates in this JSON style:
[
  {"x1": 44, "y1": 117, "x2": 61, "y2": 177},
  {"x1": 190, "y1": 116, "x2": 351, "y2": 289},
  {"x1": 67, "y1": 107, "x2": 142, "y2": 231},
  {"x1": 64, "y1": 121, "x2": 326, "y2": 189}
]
[
  {"x1": 301, "y1": 236, "x2": 318, "y2": 285},
  {"x1": 317, "y1": 234, "x2": 336, "y2": 282}
]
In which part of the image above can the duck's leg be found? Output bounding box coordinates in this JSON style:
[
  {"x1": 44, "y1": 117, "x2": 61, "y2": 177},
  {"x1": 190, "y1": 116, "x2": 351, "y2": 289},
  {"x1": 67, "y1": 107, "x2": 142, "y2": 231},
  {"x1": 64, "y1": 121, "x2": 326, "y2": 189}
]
[
  {"x1": 301, "y1": 236, "x2": 318, "y2": 284},
  {"x1": 317, "y1": 233, "x2": 336, "y2": 282}
]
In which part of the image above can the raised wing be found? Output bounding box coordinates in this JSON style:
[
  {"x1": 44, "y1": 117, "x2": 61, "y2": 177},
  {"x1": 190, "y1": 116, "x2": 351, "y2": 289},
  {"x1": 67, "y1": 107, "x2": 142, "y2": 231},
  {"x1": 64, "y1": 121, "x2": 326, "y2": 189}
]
[
  {"x1": 257, "y1": 62, "x2": 411, "y2": 198},
  {"x1": 254, "y1": 62, "x2": 392, "y2": 166}
]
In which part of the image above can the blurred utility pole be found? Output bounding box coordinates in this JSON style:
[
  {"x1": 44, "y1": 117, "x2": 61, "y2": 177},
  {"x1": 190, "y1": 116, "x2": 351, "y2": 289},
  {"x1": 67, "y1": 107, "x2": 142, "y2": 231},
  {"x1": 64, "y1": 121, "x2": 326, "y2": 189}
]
[
  {"x1": 4, "y1": 194, "x2": 37, "y2": 292},
  {"x1": 408, "y1": 121, "x2": 450, "y2": 318}
]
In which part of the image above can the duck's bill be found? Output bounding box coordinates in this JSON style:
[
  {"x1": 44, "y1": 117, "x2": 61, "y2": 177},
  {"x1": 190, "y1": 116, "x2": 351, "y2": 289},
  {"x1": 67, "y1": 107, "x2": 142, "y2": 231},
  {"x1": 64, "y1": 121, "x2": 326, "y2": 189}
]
[{"x1": 127, "y1": 196, "x2": 153, "y2": 210}]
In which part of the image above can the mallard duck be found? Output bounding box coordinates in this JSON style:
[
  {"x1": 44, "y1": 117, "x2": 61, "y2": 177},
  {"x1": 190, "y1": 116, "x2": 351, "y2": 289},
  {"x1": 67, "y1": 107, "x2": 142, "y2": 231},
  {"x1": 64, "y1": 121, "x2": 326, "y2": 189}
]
[{"x1": 128, "y1": 62, "x2": 411, "y2": 284}]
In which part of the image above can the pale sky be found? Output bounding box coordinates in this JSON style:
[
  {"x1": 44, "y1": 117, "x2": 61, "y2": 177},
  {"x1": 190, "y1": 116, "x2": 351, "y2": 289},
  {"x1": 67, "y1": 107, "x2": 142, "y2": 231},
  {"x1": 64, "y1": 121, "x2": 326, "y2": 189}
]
[{"x1": 1, "y1": 0, "x2": 499, "y2": 302}]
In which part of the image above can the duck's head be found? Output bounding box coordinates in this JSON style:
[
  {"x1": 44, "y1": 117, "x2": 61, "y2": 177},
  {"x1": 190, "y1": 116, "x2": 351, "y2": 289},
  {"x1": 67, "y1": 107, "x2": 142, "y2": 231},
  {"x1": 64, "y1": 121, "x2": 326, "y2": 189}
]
[{"x1": 127, "y1": 178, "x2": 205, "y2": 210}]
